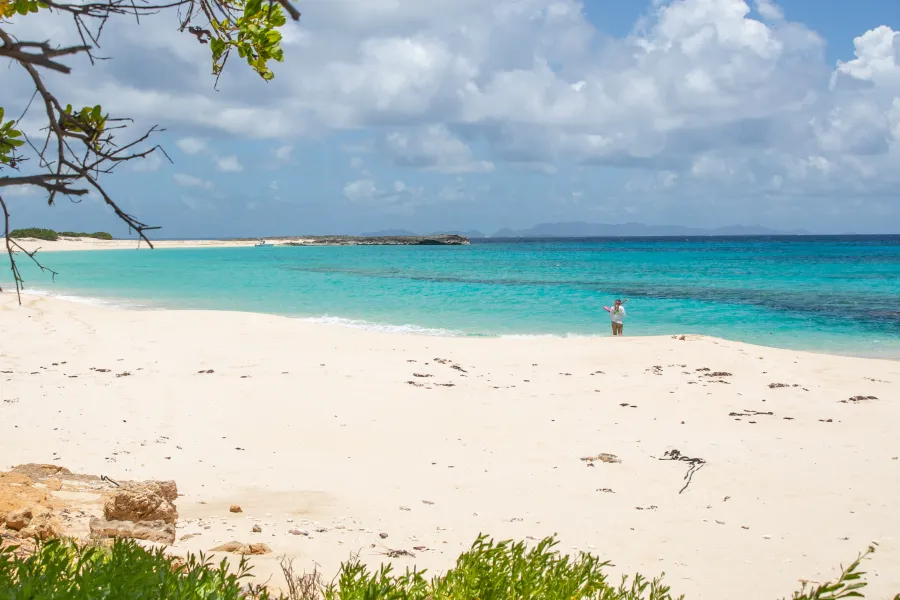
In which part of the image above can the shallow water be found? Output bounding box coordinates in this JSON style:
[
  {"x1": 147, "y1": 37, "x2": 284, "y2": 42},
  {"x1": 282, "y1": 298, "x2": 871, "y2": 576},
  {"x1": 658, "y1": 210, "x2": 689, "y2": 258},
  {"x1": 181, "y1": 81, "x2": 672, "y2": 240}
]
[{"x1": 11, "y1": 236, "x2": 900, "y2": 358}]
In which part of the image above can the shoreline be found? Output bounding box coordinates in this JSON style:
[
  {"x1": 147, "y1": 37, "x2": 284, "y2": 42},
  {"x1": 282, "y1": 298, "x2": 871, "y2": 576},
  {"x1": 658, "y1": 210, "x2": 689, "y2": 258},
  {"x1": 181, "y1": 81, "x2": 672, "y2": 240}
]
[
  {"x1": 2, "y1": 291, "x2": 899, "y2": 598},
  {"x1": 3, "y1": 234, "x2": 469, "y2": 252},
  {"x1": 14, "y1": 287, "x2": 900, "y2": 362}
]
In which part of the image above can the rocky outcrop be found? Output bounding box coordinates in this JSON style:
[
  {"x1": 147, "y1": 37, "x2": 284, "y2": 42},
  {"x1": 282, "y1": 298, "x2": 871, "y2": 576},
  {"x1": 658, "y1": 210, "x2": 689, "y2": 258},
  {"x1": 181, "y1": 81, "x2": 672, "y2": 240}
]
[
  {"x1": 102, "y1": 481, "x2": 178, "y2": 523},
  {"x1": 89, "y1": 518, "x2": 176, "y2": 545},
  {"x1": 210, "y1": 541, "x2": 272, "y2": 555},
  {"x1": 90, "y1": 480, "x2": 179, "y2": 545},
  {"x1": 280, "y1": 234, "x2": 470, "y2": 246},
  {"x1": 0, "y1": 464, "x2": 179, "y2": 550}
]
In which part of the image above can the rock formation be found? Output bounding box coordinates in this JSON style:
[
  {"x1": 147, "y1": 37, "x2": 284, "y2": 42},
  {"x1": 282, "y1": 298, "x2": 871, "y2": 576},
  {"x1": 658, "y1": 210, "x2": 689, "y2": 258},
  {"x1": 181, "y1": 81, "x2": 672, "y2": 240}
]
[
  {"x1": 210, "y1": 541, "x2": 272, "y2": 555},
  {"x1": 0, "y1": 463, "x2": 179, "y2": 551}
]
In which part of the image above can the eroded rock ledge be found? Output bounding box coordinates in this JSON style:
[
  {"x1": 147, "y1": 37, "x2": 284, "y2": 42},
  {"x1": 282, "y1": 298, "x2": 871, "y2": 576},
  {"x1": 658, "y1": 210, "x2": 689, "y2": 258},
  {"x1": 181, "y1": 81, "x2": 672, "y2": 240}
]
[{"x1": 0, "y1": 464, "x2": 177, "y2": 552}]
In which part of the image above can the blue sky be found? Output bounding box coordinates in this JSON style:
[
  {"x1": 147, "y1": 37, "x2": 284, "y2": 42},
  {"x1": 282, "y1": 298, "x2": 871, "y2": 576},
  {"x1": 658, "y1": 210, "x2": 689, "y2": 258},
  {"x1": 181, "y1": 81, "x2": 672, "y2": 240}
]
[{"x1": 3, "y1": 0, "x2": 900, "y2": 237}]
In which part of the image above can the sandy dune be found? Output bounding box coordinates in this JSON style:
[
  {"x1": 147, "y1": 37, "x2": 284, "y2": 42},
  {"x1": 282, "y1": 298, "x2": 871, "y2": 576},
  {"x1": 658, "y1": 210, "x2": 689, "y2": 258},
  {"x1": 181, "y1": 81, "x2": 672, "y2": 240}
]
[{"x1": 1, "y1": 291, "x2": 898, "y2": 598}]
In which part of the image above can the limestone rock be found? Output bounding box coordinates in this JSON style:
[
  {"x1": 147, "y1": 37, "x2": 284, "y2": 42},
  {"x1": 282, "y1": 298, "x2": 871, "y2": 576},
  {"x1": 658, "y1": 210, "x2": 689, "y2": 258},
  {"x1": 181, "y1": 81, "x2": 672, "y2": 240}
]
[
  {"x1": 5, "y1": 507, "x2": 33, "y2": 531},
  {"x1": 210, "y1": 541, "x2": 271, "y2": 555},
  {"x1": 90, "y1": 517, "x2": 176, "y2": 545},
  {"x1": 22, "y1": 511, "x2": 61, "y2": 540},
  {"x1": 103, "y1": 481, "x2": 178, "y2": 524},
  {"x1": 11, "y1": 464, "x2": 72, "y2": 480}
]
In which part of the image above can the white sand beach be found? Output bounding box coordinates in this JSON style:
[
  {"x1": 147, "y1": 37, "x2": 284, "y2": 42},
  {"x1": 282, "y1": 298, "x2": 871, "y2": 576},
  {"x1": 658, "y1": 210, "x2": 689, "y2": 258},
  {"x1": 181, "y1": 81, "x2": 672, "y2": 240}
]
[
  {"x1": 3, "y1": 237, "x2": 306, "y2": 252},
  {"x1": 1, "y1": 291, "x2": 898, "y2": 598}
]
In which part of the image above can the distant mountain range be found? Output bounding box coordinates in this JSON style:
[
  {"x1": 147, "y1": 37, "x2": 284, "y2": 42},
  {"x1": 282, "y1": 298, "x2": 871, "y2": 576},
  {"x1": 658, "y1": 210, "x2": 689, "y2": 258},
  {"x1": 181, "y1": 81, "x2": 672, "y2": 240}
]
[
  {"x1": 490, "y1": 222, "x2": 810, "y2": 237},
  {"x1": 362, "y1": 222, "x2": 810, "y2": 239}
]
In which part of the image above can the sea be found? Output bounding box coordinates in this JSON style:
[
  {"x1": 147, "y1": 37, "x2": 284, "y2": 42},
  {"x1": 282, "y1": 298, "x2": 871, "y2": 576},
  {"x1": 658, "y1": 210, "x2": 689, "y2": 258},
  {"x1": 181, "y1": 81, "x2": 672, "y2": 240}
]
[{"x1": 9, "y1": 236, "x2": 900, "y2": 359}]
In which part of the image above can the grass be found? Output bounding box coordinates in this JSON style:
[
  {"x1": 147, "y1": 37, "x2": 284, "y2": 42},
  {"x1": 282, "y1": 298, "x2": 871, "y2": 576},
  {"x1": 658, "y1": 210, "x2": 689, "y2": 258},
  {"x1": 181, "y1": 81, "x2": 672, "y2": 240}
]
[
  {"x1": 0, "y1": 535, "x2": 895, "y2": 600},
  {"x1": 7, "y1": 228, "x2": 112, "y2": 241}
]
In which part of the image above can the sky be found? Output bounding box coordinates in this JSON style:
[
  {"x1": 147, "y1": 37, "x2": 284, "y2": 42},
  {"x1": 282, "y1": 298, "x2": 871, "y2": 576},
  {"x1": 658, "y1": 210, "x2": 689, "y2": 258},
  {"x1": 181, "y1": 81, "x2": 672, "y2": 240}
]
[{"x1": 2, "y1": 0, "x2": 899, "y2": 237}]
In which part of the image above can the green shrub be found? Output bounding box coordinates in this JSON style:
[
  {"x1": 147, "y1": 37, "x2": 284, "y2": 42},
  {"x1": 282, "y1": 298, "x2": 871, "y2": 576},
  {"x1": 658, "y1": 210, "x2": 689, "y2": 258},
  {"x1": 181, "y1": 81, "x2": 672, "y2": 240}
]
[
  {"x1": 0, "y1": 538, "x2": 274, "y2": 599},
  {"x1": 311, "y1": 535, "x2": 681, "y2": 600},
  {"x1": 57, "y1": 231, "x2": 114, "y2": 240},
  {"x1": 8, "y1": 228, "x2": 58, "y2": 241},
  {"x1": 0, "y1": 536, "x2": 894, "y2": 600},
  {"x1": 7, "y1": 228, "x2": 113, "y2": 241}
]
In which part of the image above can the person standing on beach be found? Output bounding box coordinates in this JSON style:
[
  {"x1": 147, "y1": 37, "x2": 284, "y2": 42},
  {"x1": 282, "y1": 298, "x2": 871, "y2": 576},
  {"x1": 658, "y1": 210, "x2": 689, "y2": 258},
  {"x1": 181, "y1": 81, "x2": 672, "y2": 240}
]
[{"x1": 606, "y1": 298, "x2": 627, "y2": 336}]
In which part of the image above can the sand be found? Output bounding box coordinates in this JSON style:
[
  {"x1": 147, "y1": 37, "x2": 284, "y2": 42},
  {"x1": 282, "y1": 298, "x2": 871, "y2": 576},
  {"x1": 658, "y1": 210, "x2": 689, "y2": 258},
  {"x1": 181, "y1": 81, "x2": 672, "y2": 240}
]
[
  {"x1": 1, "y1": 291, "x2": 898, "y2": 599},
  {"x1": 3, "y1": 237, "x2": 303, "y2": 252}
]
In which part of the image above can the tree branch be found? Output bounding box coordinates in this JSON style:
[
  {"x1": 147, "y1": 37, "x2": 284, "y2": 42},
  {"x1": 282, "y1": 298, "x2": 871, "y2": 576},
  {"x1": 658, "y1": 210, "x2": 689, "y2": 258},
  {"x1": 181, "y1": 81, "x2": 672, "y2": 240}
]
[
  {"x1": 0, "y1": 194, "x2": 59, "y2": 303},
  {"x1": 0, "y1": 0, "x2": 301, "y2": 302}
]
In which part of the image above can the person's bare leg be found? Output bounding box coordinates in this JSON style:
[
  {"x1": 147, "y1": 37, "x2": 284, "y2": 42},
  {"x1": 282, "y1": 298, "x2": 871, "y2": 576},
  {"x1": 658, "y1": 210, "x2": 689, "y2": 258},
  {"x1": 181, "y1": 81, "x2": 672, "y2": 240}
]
[
  {"x1": 611, "y1": 322, "x2": 617, "y2": 336},
  {"x1": 618, "y1": 323, "x2": 624, "y2": 336}
]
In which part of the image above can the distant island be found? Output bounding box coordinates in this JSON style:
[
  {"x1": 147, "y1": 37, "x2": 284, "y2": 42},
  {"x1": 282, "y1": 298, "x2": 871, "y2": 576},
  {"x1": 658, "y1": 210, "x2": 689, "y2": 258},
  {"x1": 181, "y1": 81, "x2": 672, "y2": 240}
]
[
  {"x1": 9, "y1": 228, "x2": 113, "y2": 241},
  {"x1": 278, "y1": 234, "x2": 470, "y2": 246},
  {"x1": 7, "y1": 230, "x2": 470, "y2": 246}
]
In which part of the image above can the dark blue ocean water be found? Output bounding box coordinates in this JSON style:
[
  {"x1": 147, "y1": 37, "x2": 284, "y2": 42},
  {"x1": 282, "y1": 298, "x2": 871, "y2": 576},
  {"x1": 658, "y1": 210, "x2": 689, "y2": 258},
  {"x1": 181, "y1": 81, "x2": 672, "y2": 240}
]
[{"x1": 11, "y1": 236, "x2": 900, "y2": 358}]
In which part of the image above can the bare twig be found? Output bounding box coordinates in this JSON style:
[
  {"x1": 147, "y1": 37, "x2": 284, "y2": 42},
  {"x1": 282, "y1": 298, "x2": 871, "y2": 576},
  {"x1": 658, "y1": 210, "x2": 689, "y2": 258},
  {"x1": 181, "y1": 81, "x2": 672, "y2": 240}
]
[
  {"x1": 0, "y1": 194, "x2": 59, "y2": 303},
  {"x1": 0, "y1": 0, "x2": 301, "y2": 295}
]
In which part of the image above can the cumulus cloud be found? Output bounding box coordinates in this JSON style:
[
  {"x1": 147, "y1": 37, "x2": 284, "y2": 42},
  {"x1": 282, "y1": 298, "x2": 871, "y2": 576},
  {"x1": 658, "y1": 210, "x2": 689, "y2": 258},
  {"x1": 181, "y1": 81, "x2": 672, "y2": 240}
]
[
  {"x1": 176, "y1": 137, "x2": 207, "y2": 155},
  {"x1": 274, "y1": 144, "x2": 293, "y2": 163},
  {"x1": 343, "y1": 177, "x2": 424, "y2": 211},
  {"x1": 131, "y1": 151, "x2": 164, "y2": 172},
  {"x1": 382, "y1": 125, "x2": 495, "y2": 173},
  {"x1": 343, "y1": 179, "x2": 379, "y2": 202},
  {"x1": 173, "y1": 173, "x2": 214, "y2": 189},
  {"x1": 215, "y1": 155, "x2": 244, "y2": 172},
  {"x1": 3, "y1": 0, "x2": 899, "y2": 227}
]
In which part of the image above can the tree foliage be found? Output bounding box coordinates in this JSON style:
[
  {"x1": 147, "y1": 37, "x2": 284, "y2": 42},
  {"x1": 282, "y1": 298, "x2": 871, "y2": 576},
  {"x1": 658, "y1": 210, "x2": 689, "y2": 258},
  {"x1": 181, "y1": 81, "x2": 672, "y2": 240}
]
[{"x1": 0, "y1": 0, "x2": 301, "y2": 300}]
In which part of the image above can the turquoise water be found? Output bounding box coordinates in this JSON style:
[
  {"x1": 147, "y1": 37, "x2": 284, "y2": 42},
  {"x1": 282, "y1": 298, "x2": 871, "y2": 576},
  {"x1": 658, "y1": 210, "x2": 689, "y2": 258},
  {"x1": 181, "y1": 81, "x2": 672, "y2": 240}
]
[{"x1": 10, "y1": 236, "x2": 900, "y2": 358}]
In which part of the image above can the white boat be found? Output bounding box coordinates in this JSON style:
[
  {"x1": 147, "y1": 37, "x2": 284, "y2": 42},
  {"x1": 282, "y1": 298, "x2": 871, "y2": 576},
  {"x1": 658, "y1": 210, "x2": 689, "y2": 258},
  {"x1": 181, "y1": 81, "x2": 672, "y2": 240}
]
[{"x1": 255, "y1": 240, "x2": 272, "y2": 247}]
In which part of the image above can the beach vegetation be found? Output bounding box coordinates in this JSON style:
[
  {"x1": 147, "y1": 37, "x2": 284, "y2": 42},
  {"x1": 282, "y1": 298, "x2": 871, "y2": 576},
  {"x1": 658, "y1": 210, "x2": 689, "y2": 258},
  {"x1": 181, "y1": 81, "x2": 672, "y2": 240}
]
[
  {"x1": 8, "y1": 227, "x2": 113, "y2": 241},
  {"x1": 0, "y1": 0, "x2": 301, "y2": 301},
  {"x1": 1, "y1": 535, "x2": 894, "y2": 600},
  {"x1": 7, "y1": 227, "x2": 58, "y2": 241},
  {"x1": 57, "y1": 230, "x2": 114, "y2": 240}
]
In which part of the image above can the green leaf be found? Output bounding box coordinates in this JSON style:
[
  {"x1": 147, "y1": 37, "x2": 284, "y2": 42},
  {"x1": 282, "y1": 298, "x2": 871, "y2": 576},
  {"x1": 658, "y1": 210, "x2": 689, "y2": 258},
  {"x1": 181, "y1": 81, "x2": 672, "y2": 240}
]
[{"x1": 244, "y1": 0, "x2": 261, "y2": 17}]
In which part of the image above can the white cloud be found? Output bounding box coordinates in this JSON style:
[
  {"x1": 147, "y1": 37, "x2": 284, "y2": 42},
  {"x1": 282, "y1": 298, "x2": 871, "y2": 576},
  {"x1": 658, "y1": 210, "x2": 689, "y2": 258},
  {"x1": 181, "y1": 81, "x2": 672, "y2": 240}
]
[
  {"x1": 176, "y1": 137, "x2": 207, "y2": 155},
  {"x1": 755, "y1": 0, "x2": 783, "y2": 21},
  {"x1": 1, "y1": 185, "x2": 41, "y2": 198},
  {"x1": 274, "y1": 144, "x2": 293, "y2": 162},
  {"x1": 3, "y1": 0, "x2": 900, "y2": 225},
  {"x1": 131, "y1": 151, "x2": 164, "y2": 172},
  {"x1": 343, "y1": 179, "x2": 379, "y2": 202},
  {"x1": 383, "y1": 125, "x2": 494, "y2": 173},
  {"x1": 343, "y1": 177, "x2": 425, "y2": 210},
  {"x1": 173, "y1": 173, "x2": 214, "y2": 189},
  {"x1": 215, "y1": 155, "x2": 244, "y2": 172}
]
